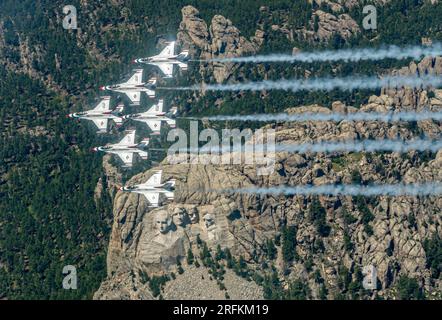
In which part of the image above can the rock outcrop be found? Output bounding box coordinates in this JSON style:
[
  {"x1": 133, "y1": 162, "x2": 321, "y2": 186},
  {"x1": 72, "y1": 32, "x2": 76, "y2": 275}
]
[
  {"x1": 96, "y1": 89, "x2": 442, "y2": 299},
  {"x1": 178, "y1": 6, "x2": 259, "y2": 83},
  {"x1": 298, "y1": 9, "x2": 360, "y2": 43},
  {"x1": 383, "y1": 57, "x2": 442, "y2": 108}
]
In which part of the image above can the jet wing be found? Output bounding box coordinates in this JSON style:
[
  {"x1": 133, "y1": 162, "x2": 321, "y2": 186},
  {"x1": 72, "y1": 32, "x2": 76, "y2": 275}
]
[
  {"x1": 116, "y1": 152, "x2": 134, "y2": 167},
  {"x1": 144, "y1": 120, "x2": 162, "y2": 133},
  {"x1": 158, "y1": 42, "x2": 175, "y2": 58},
  {"x1": 124, "y1": 91, "x2": 141, "y2": 105},
  {"x1": 145, "y1": 171, "x2": 162, "y2": 186},
  {"x1": 91, "y1": 118, "x2": 108, "y2": 131},
  {"x1": 141, "y1": 191, "x2": 160, "y2": 207},
  {"x1": 92, "y1": 97, "x2": 111, "y2": 113},
  {"x1": 156, "y1": 62, "x2": 173, "y2": 78},
  {"x1": 145, "y1": 100, "x2": 164, "y2": 115},
  {"x1": 117, "y1": 130, "x2": 136, "y2": 146},
  {"x1": 126, "y1": 69, "x2": 144, "y2": 85}
]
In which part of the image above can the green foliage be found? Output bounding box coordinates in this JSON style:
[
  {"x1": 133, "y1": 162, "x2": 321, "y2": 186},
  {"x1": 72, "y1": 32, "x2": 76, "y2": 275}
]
[
  {"x1": 262, "y1": 268, "x2": 312, "y2": 300},
  {"x1": 355, "y1": 196, "x2": 375, "y2": 236},
  {"x1": 265, "y1": 239, "x2": 277, "y2": 260},
  {"x1": 396, "y1": 276, "x2": 425, "y2": 300},
  {"x1": 287, "y1": 280, "x2": 311, "y2": 300},
  {"x1": 337, "y1": 264, "x2": 352, "y2": 292},
  {"x1": 0, "y1": 84, "x2": 112, "y2": 299},
  {"x1": 351, "y1": 170, "x2": 363, "y2": 184},
  {"x1": 342, "y1": 207, "x2": 358, "y2": 225},
  {"x1": 343, "y1": 231, "x2": 354, "y2": 252},
  {"x1": 215, "y1": 245, "x2": 225, "y2": 261},
  {"x1": 423, "y1": 236, "x2": 442, "y2": 279},
  {"x1": 149, "y1": 275, "x2": 170, "y2": 298},
  {"x1": 281, "y1": 226, "x2": 298, "y2": 262},
  {"x1": 186, "y1": 248, "x2": 195, "y2": 265},
  {"x1": 310, "y1": 198, "x2": 331, "y2": 237}
]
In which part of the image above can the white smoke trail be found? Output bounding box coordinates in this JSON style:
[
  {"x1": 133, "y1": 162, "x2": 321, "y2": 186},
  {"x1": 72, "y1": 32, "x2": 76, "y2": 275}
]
[
  {"x1": 203, "y1": 43, "x2": 442, "y2": 64},
  {"x1": 219, "y1": 183, "x2": 442, "y2": 196},
  {"x1": 161, "y1": 75, "x2": 442, "y2": 92},
  {"x1": 272, "y1": 139, "x2": 442, "y2": 153},
  {"x1": 200, "y1": 110, "x2": 442, "y2": 122},
  {"x1": 189, "y1": 138, "x2": 442, "y2": 154}
]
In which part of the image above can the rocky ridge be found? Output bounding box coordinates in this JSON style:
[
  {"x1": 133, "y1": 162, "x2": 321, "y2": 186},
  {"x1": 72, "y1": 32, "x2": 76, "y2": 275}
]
[
  {"x1": 177, "y1": 6, "x2": 261, "y2": 83},
  {"x1": 95, "y1": 5, "x2": 442, "y2": 300},
  {"x1": 95, "y1": 84, "x2": 442, "y2": 299}
]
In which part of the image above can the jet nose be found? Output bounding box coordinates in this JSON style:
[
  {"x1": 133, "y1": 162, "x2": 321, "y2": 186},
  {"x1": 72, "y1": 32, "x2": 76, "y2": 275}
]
[
  {"x1": 91, "y1": 147, "x2": 98, "y2": 152},
  {"x1": 67, "y1": 114, "x2": 73, "y2": 118},
  {"x1": 131, "y1": 59, "x2": 137, "y2": 64},
  {"x1": 119, "y1": 186, "x2": 124, "y2": 191},
  {"x1": 99, "y1": 86, "x2": 105, "y2": 91}
]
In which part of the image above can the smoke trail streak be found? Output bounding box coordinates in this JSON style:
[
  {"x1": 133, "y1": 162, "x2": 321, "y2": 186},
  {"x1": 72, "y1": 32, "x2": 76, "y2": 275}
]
[
  {"x1": 217, "y1": 183, "x2": 442, "y2": 196},
  {"x1": 197, "y1": 111, "x2": 442, "y2": 123},
  {"x1": 187, "y1": 138, "x2": 442, "y2": 154},
  {"x1": 272, "y1": 139, "x2": 442, "y2": 153},
  {"x1": 159, "y1": 75, "x2": 442, "y2": 92},
  {"x1": 199, "y1": 43, "x2": 442, "y2": 64}
]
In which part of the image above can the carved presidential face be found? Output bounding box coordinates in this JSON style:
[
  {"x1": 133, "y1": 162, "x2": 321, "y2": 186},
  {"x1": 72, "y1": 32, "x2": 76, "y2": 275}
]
[
  {"x1": 172, "y1": 207, "x2": 188, "y2": 227},
  {"x1": 203, "y1": 213, "x2": 215, "y2": 228},
  {"x1": 189, "y1": 207, "x2": 199, "y2": 224},
  {"x1": 155, "y1": 210, "x2": 172, "y2": 234}
]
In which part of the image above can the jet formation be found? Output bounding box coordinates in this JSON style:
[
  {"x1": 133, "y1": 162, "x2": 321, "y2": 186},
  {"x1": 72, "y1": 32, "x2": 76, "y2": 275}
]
[{"x1": 68, "y1": 40, "x2": 187, "y2": 206}]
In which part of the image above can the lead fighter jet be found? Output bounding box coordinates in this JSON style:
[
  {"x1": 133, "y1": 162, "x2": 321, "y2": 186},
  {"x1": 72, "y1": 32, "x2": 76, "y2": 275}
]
[
  {"x1": 133, "y1": 41, "x2": 189, "y2": 78},
  {"x1": 92, "y1": 130, "x2": 149, "y2": 167},
  {"x1": 67, "y1": 96, "x2": 124, "y2": 132},
  {"x1": 119, "y1": 170, "x2": 175, "y2": 207},
  {"x1": 100, "y1": 69, "x2": 156, "y2": 105},
  {"x1": 123, "y1": 99, "x2": 177, "y2": 135}
]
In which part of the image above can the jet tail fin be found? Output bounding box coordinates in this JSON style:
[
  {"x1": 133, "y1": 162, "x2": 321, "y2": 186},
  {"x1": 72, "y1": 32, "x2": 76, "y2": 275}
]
[
  {"x1": 177, "y1": 51, "x2": 189, "y2": 62},
  {"x1": 167, "y1": 119, "x2": 176, "y2": 128},
  {"x1": 138, "y1": 138, "x2": 150, "y2": 148},
  {"x1": 168, "y1": 106, "x2": 178, "y2": 116},
  {"x1": 165, "y1": 179, "x2": 176, "y2": 189},
  {"x1": 113, "y1": 104, "x2": 124, "y2": 115},
  {"x1": 178, "y1": 62, "x2": 188, "y2": 71},
  {"x1": 138, "y1": 151, "x2": 148, "y2": 160}
]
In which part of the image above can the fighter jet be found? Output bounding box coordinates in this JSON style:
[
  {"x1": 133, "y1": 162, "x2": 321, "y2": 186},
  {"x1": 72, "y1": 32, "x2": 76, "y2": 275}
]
[
  {"x1": 92, "y1": 130, "x2": 149, "y2": 167},
  {"x1": 67, "y1": 96, "x2": 124, "y2": 132},
  {"x1": 100, "y1": 69, "x2": 156, "y2": 105},
  {"x1": 123, "y1": 99, "x2": 177, "y2": 135},
  {"x1": 133, "y1": 41, "x2": 189, "y2": 78},
  {"x1": 119, "y1": 170, "x2": 175, "y2": 207}
]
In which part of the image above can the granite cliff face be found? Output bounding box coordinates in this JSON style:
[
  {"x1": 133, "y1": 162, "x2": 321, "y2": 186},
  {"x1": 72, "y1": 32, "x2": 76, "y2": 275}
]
[
  {"x1": 299, "y1": 9, "x2": 360, "y2": 43},
  {"x1": 94, "y1": 5, "x2": 442, "y2": 300},
  {"x1": 384, "y1": 56, "x2": 442, "y2": 108},
  {"x1": 177, "y1": 6, "x2": 259, "y2": 83},
  {"x1": 95, "y1": 86, "x2": 442, "y2": 299}
]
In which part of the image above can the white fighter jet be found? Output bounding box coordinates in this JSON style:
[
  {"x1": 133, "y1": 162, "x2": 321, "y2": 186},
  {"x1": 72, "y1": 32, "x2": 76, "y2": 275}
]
[
  {"x1": 123, "y1": 99, "x2": 177, "y2": 135},
  {"x1": 119, "y1": 170, "x2": 175, "y2": 207},
  {"x1": 67, "y1": 96, "x2": 124, "y2": 132},
  {"x1": 92, "y1": 130, "x2": 149, "y2": 167},
  {"x1": 100, "y1": 69, "x2": 156, "y2": 105},
  {"x1": 133, "y1": 41, "x2": 189, "y2": 78}
]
